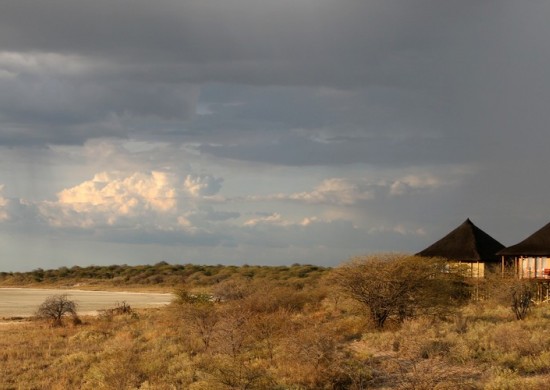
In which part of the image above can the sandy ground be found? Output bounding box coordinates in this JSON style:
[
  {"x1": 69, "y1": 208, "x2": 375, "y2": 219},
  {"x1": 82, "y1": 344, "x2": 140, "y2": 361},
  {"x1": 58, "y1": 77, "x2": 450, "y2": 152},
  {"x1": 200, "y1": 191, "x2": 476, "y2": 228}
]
[{"x1": 0, "y1": 288, "x2": 173, "y2": 318}]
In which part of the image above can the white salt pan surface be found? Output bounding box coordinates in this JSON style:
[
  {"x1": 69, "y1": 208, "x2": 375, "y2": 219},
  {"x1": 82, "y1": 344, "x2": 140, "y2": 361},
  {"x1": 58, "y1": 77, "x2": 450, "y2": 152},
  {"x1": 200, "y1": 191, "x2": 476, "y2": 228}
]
[{"x1": 0, "y1": 288, "x2": 173, "y2": 318}]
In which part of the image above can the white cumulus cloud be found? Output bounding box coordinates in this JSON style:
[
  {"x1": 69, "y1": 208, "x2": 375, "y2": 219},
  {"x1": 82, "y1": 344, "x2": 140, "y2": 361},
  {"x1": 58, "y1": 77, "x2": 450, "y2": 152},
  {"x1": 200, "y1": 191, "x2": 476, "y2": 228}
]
[
  {"x1": 35, "y1": 169, "x2": 232, "y2": 232},
  {"x1": 388, "y1": 174, "x2": 443, "y2": 196},
  {"x1": 58, "y1": 171, "x2": 177, "y2": 213},
  {"x1": 39, "y1": 171, "x2": 179, "y2": 228}
]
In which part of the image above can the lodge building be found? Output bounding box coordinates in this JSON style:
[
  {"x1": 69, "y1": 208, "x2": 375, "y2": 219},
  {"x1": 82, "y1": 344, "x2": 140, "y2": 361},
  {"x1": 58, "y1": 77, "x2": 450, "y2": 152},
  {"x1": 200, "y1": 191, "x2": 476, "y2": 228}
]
[
  {"x1": 418, "y1": 219, "x2": 550, "y2": 279},
  {"x1": 416, "y1": 218, "x2": 505, "y2": 278},
  {"x1": 496, "y1": 222, "x2": 550, "y2": 280},
  {"x1": 417, "y1": 219, "x2": 550, "y2": 301}
]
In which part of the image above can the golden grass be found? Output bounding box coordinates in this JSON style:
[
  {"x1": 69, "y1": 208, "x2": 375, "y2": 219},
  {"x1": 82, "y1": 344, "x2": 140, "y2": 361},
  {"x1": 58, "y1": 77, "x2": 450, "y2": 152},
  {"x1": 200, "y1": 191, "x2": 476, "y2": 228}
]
[{"x1": 1, "y1": 273, "x2": 550, "y2": 389}]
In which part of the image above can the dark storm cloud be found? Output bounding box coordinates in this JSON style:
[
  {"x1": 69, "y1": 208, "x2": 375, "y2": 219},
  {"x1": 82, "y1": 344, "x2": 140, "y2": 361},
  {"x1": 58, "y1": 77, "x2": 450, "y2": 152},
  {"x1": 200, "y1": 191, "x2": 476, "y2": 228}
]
[
  {"x1": 189, "y1": 0, "x2": 550, "y2": 168},
  {"x1": 0, "y1": 54, "x2": 199, "y2": 145},
  {"x1": 0, "y1": 1, "x2": 457, "y2": 71},
  {"x1": 0, "y1": 0, "x2": 549, "y2": 170},
  {"x1": 0, "y1": 1, "x2": 504, "y2": 91}
]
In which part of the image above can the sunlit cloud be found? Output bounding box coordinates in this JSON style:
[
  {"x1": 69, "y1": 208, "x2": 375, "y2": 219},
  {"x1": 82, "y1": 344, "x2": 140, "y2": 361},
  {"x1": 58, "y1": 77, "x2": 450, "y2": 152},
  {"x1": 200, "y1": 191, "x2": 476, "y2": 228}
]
[
  {"x1": 244, "y1": 213, "x2": 288, "y2": 227},
  {"x1": 38, "y1": 171, "x2": 182, "y2": 228},
  {"x1": 388, "y1": 174, "x2": 443, "y2": 196},
  {"x1": 183, "y1": 174, "x2": 223, "y2": 198},
  {"x1": 368, "y1": 224, "x2": 427, "y2": 236},
  {"x1": 245, "y1": 172, "x2": 456, "y2": 207},
  {"x1": 248, "y1": 178, "x2": 374, "y2": 206},
  {"x1": 57, "y1": 171, "x2": 177, "y2": 213},
  {"x1": 0, "y1": 185, "x2": 9, "y2": 221},
  {"x1": 288, "y1": 178, "x2": 373, "y2": 205},
  {"x1": 0, "y1": 51, "x2": 100, "y2": 77}
]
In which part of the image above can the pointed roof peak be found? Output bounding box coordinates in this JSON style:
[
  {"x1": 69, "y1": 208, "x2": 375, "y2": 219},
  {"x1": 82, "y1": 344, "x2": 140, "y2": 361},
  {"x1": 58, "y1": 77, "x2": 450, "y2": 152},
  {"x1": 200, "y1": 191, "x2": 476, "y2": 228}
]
[
  {"x1": 498, "y1": 221, "x2": 550, "y2": 256},
  {"x1": 417, "y1": 219, "x2": 505, "y2": 262},
  {"x1": 459, "y1": 218, "x2": 475, "y2": 228}
]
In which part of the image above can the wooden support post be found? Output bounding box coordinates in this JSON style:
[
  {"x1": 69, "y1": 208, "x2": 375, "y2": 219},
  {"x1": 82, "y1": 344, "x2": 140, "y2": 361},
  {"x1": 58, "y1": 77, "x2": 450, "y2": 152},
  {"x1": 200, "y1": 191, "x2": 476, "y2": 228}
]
[{"x1": 475, "y1": 261, "x2": 479, "y2": 301}]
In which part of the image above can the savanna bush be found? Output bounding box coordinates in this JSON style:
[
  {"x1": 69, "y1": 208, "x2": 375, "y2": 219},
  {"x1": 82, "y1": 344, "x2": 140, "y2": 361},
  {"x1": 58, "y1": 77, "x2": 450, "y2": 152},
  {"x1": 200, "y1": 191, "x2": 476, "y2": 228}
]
[
  {"x1": 332, "y1": 254, "x2": 469, "y2": 329},
  {"x1": 36, "y1": 294, "x2": 80, "y2": 327}
]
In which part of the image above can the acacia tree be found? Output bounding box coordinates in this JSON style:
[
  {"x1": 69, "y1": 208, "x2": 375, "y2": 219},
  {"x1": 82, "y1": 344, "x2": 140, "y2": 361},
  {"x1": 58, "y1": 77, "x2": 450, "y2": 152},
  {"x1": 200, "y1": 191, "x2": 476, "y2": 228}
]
[
  {"x1": 36, "y1": 294, "x2": 79, "y2": 326},
  {"x1": 180, "y1": 299, "x2": 221, "y2": 351},
  {"x1": 332, "y1": 254, "x2": 468, "y2": 329}
]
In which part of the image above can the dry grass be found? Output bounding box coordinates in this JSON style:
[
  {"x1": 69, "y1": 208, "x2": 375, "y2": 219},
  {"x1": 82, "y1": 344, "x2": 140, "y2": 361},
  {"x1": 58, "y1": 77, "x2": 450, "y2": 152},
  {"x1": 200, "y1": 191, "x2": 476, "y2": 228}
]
[{"x1": 1, "y1": 272, "x2": 550, "y2": 389}]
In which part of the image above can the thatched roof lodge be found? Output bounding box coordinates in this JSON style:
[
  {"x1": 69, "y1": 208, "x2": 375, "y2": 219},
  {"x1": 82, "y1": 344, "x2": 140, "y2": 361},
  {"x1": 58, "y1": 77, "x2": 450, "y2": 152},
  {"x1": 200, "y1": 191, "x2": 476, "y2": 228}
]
[
  {"x1": 497, "y1": 222, "x2": 550, "y2": 279},
  {"x1": 416, "y1": 218, "x2": 505, "y2": 277}
]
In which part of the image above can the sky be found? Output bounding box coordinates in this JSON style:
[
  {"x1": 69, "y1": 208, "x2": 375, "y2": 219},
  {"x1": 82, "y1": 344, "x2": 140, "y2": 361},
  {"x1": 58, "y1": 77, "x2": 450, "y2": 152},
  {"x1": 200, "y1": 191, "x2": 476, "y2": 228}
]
[{"x1": 1, "y1": 0, "x2": 550, "y2": 271}]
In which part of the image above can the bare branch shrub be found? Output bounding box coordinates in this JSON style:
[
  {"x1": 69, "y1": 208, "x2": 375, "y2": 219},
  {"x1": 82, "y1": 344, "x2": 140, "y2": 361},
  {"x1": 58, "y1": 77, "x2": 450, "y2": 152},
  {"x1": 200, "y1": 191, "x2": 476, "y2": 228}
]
[
  {"x1": 179, "y1": 300, "x2": 220, "y2": 351},
  {"x1": 510, "y1": 281, "x2": 535, "y2": 320},
  {"x1": 98, "y1": 301, "x2": 136, "y2": 321},
  {"x1": 36, "y1": 294, "x2": 79, "y2": 327}
]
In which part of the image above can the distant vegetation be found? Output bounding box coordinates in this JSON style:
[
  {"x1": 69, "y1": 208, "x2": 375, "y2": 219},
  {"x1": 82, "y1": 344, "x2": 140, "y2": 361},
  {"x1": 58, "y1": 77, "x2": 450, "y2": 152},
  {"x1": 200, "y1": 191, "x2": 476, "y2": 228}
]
[{"x1": 0, "y1": 262, "x2": 328, "y2": 291}]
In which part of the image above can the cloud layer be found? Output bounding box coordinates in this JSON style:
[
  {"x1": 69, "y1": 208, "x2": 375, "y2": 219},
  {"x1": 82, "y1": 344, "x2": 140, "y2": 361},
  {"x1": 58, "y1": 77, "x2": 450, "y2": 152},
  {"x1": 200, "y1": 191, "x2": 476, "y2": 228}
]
[{"x1": 0, "y1": 1, "x2": 550, "y2": 270}]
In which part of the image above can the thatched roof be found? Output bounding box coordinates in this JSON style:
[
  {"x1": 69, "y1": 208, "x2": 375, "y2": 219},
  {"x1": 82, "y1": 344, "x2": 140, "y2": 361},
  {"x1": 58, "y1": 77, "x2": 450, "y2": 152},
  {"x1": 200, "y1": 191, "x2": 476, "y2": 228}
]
[
  {"x1": 497, "y1": 222, "x2": 550, "y2": 256},
  {"x1": 416, "y1": 218, "x2": 505, "y2": 262}
]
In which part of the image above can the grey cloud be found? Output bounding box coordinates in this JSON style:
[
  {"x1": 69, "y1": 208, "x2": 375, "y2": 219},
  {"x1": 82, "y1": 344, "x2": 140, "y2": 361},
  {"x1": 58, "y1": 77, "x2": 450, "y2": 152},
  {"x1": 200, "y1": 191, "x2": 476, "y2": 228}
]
[
  {"x1": 199, "y1": 134, "x2": 469, "y2": 166},
  {"x1": 0, "y1": 1, "x2": 460, "y2": 70},
  {"x1": 185, "y1": 207, "x2": 240, "y2": 225},
  {"x1": 0, "y1": 57, "x2": 199, "y2": 145},
  {"x1": 240, "y1": 218, "x2": 367, "y2": 250},
  {"x1": 202, "y1": 210, "x2": 240, "y2": 222},
  {"x1": 0, "y1": 2, "x2": 500, "y2": 108},
  {"x1": 0, "y1": 195, "x2": 238, "y2": 248},
  {"x1": 234, "y1": 217, "x2": 428, "y2": 262},
  {"x1": 1, "y1": 0, "x2": 548, "y2": 149},
  {"x1": 97, "y1": 228, "x2": 235, "y2": 247}
]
